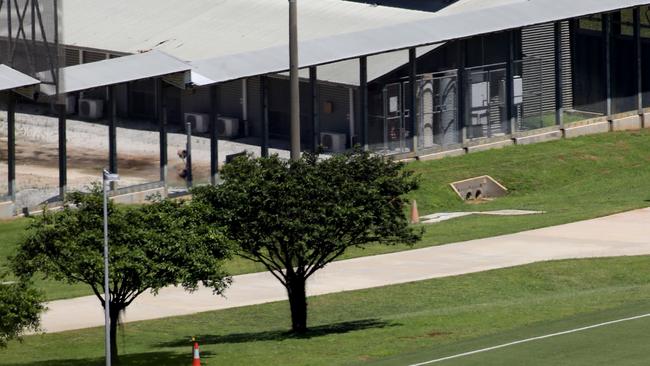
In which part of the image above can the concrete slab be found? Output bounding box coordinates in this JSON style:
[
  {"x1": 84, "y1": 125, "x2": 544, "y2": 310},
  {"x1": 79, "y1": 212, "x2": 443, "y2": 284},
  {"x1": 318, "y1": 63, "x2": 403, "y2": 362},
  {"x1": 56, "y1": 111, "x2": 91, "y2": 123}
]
[
  {"x1": 0, "y1": 201, "x2": 14, "y2": 218},
  {"x1": 418, "y1": 148, "x2": 466, "y2": 161},
  {"x1": 643, "y1": 113, "x2": 650, "y2": 128},
  {"x1": 612, "y1": 115, "x2": 642, "y2": 131},
  {"x1": 38, "y1": 207, "x2": 650, "y2": 334},
  {"x1": 514, "y1": 130, "x2": 563, "y2": 145},
  {"x1": 466, "y1": 139, "x2": 514, "y2": 153},
  {"x1": 110, "y1": 187, "x2": 166, "y2": 205},
  {"x1": 563, "y1": 121, "x2": 610, "y2": 139}
]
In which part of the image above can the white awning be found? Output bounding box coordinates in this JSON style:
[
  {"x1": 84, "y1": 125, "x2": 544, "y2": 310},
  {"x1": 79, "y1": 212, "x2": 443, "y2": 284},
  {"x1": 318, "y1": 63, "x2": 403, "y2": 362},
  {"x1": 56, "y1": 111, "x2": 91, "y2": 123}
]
[
  {"x1": 38, "y1": 50, "x2": 191, "y2": 96},
  {"x1": 192, "y1": 0, "x2": 646, "y2": 85},
  {"x1": 0, "y1": 65, "x2": 39, "y2": 92}
]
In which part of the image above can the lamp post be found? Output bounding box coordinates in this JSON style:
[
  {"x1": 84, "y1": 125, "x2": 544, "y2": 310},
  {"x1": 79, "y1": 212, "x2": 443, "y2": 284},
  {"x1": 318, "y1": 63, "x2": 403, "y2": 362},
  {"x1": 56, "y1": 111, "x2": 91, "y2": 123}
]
[{"x1": 102, "y1": 169, "x2": 119, "y2": 366}]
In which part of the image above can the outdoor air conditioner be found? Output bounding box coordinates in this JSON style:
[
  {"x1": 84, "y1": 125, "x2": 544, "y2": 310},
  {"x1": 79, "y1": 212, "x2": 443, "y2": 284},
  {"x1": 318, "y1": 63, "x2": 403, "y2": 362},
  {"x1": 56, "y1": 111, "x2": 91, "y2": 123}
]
[
  {"x1": 217, "y1": 117, "x2": 239, "y2": 137},
  {"x1": 184, "y1": 113, "x2": 210, "y2": 133},
  {"x1": 320, "y1": 132, "x2": 347, "y2": 153},
  {"x1": 78, "y1": 99, "x2": 104, "y2": 119}
]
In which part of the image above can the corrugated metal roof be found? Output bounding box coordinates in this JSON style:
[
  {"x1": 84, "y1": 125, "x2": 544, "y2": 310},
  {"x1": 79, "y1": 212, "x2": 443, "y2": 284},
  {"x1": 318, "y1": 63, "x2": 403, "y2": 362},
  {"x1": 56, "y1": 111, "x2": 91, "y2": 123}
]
[
  {"x1": 192, "y1": 0, "x2": 647, "y2": 85},
  {"x1": 38, "y1": 51, "x2": 191, "y2": 95},
  {"x1": 61, "y1": 0, "x2": 434, "y2": 61},
  {"x1": 0, "y1": 65, "x2": 39, "y2": 92}
]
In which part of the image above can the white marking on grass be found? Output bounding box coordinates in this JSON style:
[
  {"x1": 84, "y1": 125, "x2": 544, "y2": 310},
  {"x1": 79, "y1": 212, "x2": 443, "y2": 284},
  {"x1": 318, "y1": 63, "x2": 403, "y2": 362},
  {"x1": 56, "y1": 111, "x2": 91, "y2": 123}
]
[{"x1": 408, "y1": 312, "x2": 650, "y2": 365}]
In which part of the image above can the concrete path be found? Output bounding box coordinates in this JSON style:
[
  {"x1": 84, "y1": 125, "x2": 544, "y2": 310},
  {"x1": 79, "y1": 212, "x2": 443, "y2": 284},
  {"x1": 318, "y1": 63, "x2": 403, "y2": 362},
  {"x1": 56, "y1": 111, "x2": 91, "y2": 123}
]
[{"x1": 40, "y1": 208, "x2": 650, "y2": 334}]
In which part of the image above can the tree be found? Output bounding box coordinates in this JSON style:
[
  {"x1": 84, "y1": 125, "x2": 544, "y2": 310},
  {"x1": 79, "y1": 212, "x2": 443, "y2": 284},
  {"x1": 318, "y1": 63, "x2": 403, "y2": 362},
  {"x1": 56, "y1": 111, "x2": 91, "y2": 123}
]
[
  {"x1": 12, "y1": 190, "x2": 233, "y2": 362},
  {"x1": 192, "y1": 149, "x2": 421, "y2": 333},
  {"x1": 0, "y1": 281, "x2": 43, "y2": 348}
]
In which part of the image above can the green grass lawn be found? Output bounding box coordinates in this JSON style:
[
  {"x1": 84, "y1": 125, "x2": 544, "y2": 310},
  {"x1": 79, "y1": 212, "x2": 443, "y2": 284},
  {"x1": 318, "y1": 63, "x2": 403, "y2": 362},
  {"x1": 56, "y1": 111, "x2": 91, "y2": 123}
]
[
  {"x1": 2, "y1": 256, "x2": 650, "y2": 365},
  {"x1": 1, "y1": 129, "x2": 650, "y2": 301}
]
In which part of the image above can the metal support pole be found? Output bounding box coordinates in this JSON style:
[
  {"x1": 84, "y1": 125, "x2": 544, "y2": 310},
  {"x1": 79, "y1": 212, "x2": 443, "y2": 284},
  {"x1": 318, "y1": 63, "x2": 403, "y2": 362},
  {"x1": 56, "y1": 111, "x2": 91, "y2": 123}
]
[
  {"x1": 458, "y1": 40, "x2": 467, "y2": 144},
  {"x1": 359, "y1": 56, "x2": 368, "y2": 150},
  {"x1": 261, "y1": 76, "x2": 270, "y2": 158},
  {"x1": 408, "y1": 48, "x2": 418, "y2": 156},
  {"x1": 289, "y1": 0, "x2": 300, "y2": 161},
  {"x1": 634, "y1": 7, "x2": 644, "y2": 119},
  {"x1": 309, "y1": 66, "x2": 320, "y2": 152},
  {"x1": 108, "y1": 86, "x2": 118, "y2": 190},
  {"x1": 7, "y1": 92, "x2": 16, "y2": 201},
  {"x1": 210, "y1": 85, "x2": 219, "y2": 185},
  {"x1": 604, "y1": 13, "x2": 613, "y2": 120},
  {"x1": 58, "y1": 104, "x2": 67, "y2": 200},
  {"x1": 554, "y1": 22, "x2": 565, "y2": 128},
  {"x1": 506, "y1": 30, "x2": 516, "y2": 135},
  {"x1": 185, "y1": 122, "x2": 193, "y2": 189},
  {"x1": 156, "y1": 80, "x2": 167, "y2": 191}
]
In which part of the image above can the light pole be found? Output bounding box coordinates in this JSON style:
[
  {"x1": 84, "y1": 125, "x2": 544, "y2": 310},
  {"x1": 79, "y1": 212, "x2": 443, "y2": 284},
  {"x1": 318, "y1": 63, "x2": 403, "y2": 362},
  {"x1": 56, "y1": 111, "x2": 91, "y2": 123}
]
[
  {"x1": 289, "y1": 0, "x2": 300, "y2": 161},
  {"x1": 102, "y1": 169, "x2": 119, "y2": 366}
]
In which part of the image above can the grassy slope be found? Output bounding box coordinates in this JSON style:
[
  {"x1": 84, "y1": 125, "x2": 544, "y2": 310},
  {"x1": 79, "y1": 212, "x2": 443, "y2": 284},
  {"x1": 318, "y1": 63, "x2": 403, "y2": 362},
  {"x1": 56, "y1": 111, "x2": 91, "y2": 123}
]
[
  {"x1": 2, "y1": 256, "x2": 650, "y2": 365},
  {"x1": 1, "y1": 130, "x2": 650, "y2": 300}
]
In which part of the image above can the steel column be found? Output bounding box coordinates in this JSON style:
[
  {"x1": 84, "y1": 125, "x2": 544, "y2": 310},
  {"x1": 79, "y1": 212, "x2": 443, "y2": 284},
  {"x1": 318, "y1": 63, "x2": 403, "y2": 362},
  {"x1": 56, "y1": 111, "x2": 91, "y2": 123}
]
[
  {"x1": 634, "y1": 7, "x2": 644, "y2": 119},
  {"x1": 156, "y1": 79, "x2": 168, "y2": 191},
  {"x1": 309, "y1": 66, "x2": 320, "y2": 152},
  {"x1": 458, "y1": 40, "x2": 467, "y2": 144},
  {"x1": 604, "y1": 13, "x2": 613, "y2": 120},
  {"x1": 7, "y1": 92, "x2": 16, "y2": 201},
  {"x1": 108, "y1": 85, "x2": 118, "y2": 190},
  {"x1": 506, "y1": 30, "x2": 516, "y2": 135},
  {"x1": 261, "y1": 76, "x2": 270, "y2": 158},
  {"x1": 554, "y1": 22, "x2": 565, "y2": 128},
  {"x1": 408, "y1": 48, "x2": 418, "y2": 156},
  {"x1": 359, "y1": 56, "x2": 368, "y2": 150},
  {"x1": 210, "y1": 85, "x2": 219, "y2": 185},
  {"x1": 58, "y1": 103, "x2": 67, "y2": 199}
]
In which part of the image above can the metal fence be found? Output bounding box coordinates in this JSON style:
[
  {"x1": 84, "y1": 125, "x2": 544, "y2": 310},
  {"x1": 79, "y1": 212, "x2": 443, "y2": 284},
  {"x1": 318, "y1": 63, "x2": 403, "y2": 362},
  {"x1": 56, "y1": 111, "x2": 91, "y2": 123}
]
[{"x1": 417, "y1": 70, "x2": 461, "y2": 151}]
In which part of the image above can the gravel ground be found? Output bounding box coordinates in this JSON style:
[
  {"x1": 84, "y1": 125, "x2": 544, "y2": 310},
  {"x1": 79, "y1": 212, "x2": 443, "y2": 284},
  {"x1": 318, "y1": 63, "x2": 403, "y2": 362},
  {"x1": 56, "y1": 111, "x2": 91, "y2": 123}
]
[{"x1": 0, "y1": 107, "x2": 290, "y2": 210}]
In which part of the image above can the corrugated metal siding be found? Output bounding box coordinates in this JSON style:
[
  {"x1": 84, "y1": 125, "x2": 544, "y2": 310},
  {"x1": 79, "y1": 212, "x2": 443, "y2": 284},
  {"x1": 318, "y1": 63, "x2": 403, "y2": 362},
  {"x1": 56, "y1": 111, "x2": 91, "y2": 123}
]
[
  {"x1": 521, "y1": 21, "x2": 574, "y2": 114},
  {"x1": 319, "y1": 83, "x2": 352, "y2": 135},
  {"x1": 218, "y1": 80, "x2": 243, "y2": 120},
  {"x1": 246, "y1": 77, "x2": 263, "y2": 138},
  {"x1": 65, "y1": 48, "x2": 80, "y2": 67},
  {"x1": 82, "y1": 50, "x2": 107, "y2": 64}
]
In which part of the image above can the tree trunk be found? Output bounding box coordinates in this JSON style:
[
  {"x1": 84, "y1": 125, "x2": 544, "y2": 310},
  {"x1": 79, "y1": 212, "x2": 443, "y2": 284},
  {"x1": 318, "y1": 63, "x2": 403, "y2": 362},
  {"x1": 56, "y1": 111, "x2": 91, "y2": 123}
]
[
  {"x1": 286, "y1": 276, "x2": 308, "y2": 334},
  {"x1": 109, "y1": 305, "x2": 121, "y2": 365}
]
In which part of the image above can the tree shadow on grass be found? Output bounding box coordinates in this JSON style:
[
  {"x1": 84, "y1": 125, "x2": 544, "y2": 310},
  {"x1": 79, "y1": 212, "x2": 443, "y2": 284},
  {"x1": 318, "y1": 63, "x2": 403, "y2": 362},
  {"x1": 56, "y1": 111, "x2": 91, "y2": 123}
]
[
  {"x1": 157, "y1": 318, "x2": 399, "y2": 348},
  {"x1": 3, "y1": 350, "x2": 216, "y2": 366}
]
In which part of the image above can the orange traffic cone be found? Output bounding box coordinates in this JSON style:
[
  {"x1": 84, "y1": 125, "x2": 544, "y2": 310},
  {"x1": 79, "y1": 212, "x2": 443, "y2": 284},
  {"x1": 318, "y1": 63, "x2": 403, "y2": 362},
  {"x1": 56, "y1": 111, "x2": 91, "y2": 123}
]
[
  {"x1": 192, "y1": 341, "x2": 201, "y2": 366},
  {"x1": 411, "y1": 200, "x2": 420, "y2": 224}
]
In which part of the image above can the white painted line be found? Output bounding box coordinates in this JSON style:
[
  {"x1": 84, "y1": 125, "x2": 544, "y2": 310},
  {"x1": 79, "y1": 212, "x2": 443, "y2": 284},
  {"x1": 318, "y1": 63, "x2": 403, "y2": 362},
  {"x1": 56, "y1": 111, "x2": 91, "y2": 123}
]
[{"x1": 408, "y1": 312, "x2": 650, "y2": 366}]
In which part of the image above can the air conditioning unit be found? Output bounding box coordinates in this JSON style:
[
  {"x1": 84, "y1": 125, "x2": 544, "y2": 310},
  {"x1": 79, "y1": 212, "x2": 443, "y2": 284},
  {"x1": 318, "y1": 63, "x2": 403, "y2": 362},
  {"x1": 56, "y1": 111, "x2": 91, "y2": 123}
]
[
  {"x1": 217, "y1": 117, "x2": 239, "y2": 137},
  {"x1": 184, "y1": 113, "x2": 210, "y2": 133},
  {"x1": 320, "y1": 132, "x2": 347, "y2": 153},
  {"x1": 78, "y1": 99, "x2": 104, "y2": 119}
]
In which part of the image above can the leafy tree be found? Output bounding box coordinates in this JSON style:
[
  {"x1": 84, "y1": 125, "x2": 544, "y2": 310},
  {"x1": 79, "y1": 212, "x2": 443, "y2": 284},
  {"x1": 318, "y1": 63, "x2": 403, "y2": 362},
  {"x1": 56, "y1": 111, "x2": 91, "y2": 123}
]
[
  {"x1": 193, "y1": 149, "x2": 421, "y2": 333},
  {"x1": 12, "y1": 190, "x2": 233, "y2": 361},
  {"x1": 0, "y1": 280, "x2": 43, "y2": 347}
]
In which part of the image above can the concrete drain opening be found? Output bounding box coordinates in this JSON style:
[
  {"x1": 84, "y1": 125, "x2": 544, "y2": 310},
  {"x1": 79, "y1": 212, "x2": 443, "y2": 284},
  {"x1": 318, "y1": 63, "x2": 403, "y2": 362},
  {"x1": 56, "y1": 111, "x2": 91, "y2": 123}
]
[{"x1": 450, "y1": 175, "x2": 507, "y2": 202}]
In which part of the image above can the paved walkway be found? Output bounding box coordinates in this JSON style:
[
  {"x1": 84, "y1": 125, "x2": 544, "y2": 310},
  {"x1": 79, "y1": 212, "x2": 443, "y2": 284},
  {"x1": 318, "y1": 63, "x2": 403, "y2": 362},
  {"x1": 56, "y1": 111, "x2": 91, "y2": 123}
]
[{"x1": 40, "y1": 208, "x2": 650, "y2": 333}]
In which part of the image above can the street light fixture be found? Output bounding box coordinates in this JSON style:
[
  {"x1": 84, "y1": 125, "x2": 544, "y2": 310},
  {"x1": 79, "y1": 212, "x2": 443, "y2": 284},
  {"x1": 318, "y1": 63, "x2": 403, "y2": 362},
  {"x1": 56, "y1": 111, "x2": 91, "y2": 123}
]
[{"x1": 102, "y1": 169, "x2": 119, "y2": 366}]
